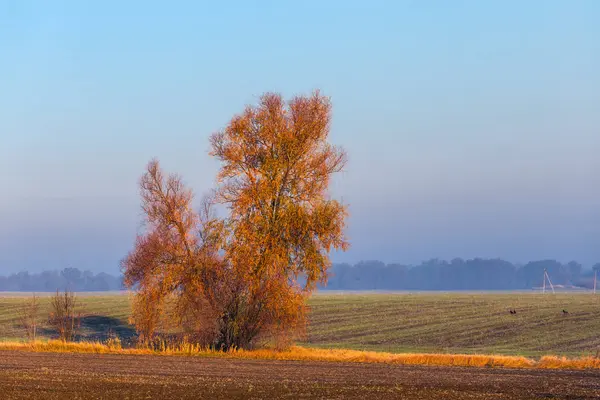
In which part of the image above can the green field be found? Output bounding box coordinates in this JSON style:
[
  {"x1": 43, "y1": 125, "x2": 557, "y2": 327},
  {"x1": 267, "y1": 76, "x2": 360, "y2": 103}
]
[{"x1": 1, "y1": 292, "x2": 599, "y2": 357}]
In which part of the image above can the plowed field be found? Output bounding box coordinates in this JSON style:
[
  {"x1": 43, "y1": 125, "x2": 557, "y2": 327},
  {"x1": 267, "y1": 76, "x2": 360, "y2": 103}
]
[{"x1": 1, "y1": 350, "x2": 599, "y2": 399}]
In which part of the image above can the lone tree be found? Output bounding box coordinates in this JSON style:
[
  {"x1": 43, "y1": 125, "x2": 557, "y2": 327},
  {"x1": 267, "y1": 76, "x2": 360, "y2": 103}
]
[{"x1": 122, "y1": 91, "x2": 348, "y2": 349}]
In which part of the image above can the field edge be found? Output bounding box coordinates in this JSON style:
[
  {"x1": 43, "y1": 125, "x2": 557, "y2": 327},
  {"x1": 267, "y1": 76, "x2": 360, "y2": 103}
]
[{"x1": 1, "y1": 340, "x2": 599, "y2": 370}]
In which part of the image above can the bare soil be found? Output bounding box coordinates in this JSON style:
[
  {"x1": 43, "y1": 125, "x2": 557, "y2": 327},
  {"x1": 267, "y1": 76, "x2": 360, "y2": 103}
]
[{"x1": 0, "y1": 350, "x2": 599, "y2": 399}]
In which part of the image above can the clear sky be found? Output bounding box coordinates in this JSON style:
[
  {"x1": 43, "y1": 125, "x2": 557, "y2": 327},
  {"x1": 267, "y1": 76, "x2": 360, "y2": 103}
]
[{"x1": 1, "y1": 1, "x2": 599, "y2": 274}]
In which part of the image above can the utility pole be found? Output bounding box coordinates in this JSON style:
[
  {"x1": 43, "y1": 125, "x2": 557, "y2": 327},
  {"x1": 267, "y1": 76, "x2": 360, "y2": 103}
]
[
  {"x1": 546, "y1": 269, "x2": 555, "y2": 294},
  {"x1": 542, "y1": 269, "x2": 546, "y2": 294},
  {"x1": 542, "y1": 269, "x2": 555, "y2": 294}
]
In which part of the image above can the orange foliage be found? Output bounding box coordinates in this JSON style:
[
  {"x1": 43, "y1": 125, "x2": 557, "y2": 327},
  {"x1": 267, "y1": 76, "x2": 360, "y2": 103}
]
[{"x1": 122, "y1": 91, "x2": 348, "y2": 350}]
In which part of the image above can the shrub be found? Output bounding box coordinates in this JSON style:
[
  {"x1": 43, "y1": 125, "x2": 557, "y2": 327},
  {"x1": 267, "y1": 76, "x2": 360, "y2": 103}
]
[
  {"x1": 48, "y1": 289, "x2": 80, "y2": 342},
  {"x1": 18, "y1": 294, "x2": 39, "y2": 342}
]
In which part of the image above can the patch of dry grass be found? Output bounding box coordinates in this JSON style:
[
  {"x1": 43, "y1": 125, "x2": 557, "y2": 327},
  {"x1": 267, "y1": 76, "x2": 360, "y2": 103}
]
[
  {"x1": 537, "y1": 355, "x2": 600, "y2": 369},
  {"x1": 0, "y1": 340, "x2": 141, "y2": 354},
  {"x1": 238, "y1": 346, "x2": 536, "y2": 368},
  {"x1": 1, "y1": 341, "x2": 598, "y2": 370}
]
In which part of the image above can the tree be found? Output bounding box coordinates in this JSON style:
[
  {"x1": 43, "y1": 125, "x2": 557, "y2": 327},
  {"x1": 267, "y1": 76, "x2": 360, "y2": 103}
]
[
  {"x1": 566, "y1": 261, "x2": 582, "y2": 283},
  {"x1": 517, "y1": 260, "x2": 566, "y2": 289},
  {"x1": 48, "y1": 289, "x2": 79, "y2": 342},
  {"x1": 61, "y1": 267, "x2": 83, "y2": 290},
  {"x1": 122, "y1": 162, "x2": 223, "y2": 344},
  {"x1": 18, "y1": 294, "x2": 39, "y2": 342},
  {"x1": 122, "y1": 91, "x2": 348, "y2": 350},
  {"x1": 210, "y1": 92, "x2": 348, "y2": 348}
]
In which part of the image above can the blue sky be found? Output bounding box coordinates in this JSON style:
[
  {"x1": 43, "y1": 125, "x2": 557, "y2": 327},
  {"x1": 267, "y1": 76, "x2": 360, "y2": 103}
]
[{"x1": 1, "y1": 1, "x2": 599, "y2": 273}]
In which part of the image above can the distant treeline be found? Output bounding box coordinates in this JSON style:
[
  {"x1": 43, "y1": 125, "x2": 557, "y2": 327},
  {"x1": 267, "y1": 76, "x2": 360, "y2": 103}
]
[
  {"x1": 0, "y1": 268, "x2": 123, "y2": 292},
  {"x1": 1, "y1": 259, "x2": 598, "y2": 292},
  {"x1": 322, "y1": 259, "x2": 599, "y2": 291}
]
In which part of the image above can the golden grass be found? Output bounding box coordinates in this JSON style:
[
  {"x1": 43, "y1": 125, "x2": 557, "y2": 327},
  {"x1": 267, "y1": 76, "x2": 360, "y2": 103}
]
[
  {"x1": 1, "y1": 341, "x2": 598, "y2": 370},
  {"x1": 234, "y1": 346, "x2": 536, "y2": 369},
  {"x1": 0, "y1": 341, "x2": 143, "y2": 355},
  {"x1": 537, "y1": 355, "x2": 600, "y2": 369}
]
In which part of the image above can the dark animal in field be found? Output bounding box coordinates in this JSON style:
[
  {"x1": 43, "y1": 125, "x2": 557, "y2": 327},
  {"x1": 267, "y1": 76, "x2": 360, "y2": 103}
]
[
  {"x1": 509, "y1": 309, "x2": 516, "y2": 315},
  {"x1": 562, "y1": 309, "x2": 569, "y2": 315}
]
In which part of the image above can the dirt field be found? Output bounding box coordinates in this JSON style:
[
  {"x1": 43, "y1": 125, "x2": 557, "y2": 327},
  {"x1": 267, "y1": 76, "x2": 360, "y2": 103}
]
[{"x1": 0, "y1": 351, "x2": 599, "y2": 399}]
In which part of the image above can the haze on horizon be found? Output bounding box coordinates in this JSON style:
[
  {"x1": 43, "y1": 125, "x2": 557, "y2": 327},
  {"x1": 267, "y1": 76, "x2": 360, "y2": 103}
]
[{"x1": 1, "y1": 1, "x2": 599, "y2": 274}]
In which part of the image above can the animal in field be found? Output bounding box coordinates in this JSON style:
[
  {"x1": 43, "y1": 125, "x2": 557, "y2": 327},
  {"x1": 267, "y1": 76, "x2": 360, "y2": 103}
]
[
  {"x1": 562, "y1": 309, "x2": 569, "y2": 315},
  {"x1": 509, "y1": 309, "x2": 516, "y2": 315}
]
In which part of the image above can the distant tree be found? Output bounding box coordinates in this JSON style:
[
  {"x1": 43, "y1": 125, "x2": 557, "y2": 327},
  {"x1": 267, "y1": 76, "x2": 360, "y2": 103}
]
[
  {"x1": 388, "y1": 264, "x2": 409, "y2": 289},
  {"x1": 15, "y1": 271, "x2": 31, "y2": 291},
  {"x1": 6, "y1": 258, "x2": 599, "y2": 293},
  {"x1": 97, "y1": 272, "x2": 115, "y2": 291},
  {"x1": 566, "y1": 261, "x2": 582, "y2": 283},
  {"x1": 61, "y1": 267, "x2": 83, "y2": 290},
  {"x1": 354, "y1": 261, "x2": 385, "y2": 289},
  {"x1": 40, "y1": 270, "x2": 63, "y2": 291},
  {"x1": 517, "y1": 260, "x2": 566, "y2": 289},
  {"x1": 82, "y1": 270, "x2": 95, "y2": 289},
  {"x1": 325, "y1": 263, "x2": 353, "y2": 290},
  {"x1": 465, "y1": 258, "x2": 517, "y2": 290}
]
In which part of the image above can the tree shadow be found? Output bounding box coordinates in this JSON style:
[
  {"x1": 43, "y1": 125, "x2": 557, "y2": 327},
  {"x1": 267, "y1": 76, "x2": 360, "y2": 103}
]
[
  {"x1": 78, "y1": 315, "x2": 136, "y2": 342},
  {"x1": 38, "y1": 315, "x2": 137, "y2": 343}
]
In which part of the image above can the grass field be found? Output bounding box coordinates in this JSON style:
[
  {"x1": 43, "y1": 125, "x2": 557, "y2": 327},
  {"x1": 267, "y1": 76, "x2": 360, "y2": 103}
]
[
  {"x1": 306, "y1": 293, "x2": 600, "y2": 357},
  {"x1": 1, "y1": 292, "x2": 599, "y2": 357}
]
